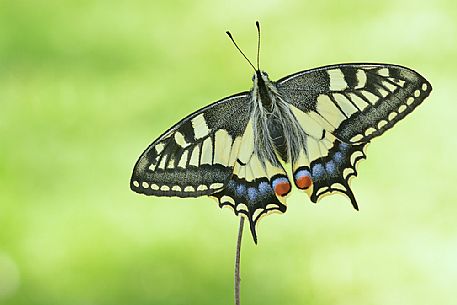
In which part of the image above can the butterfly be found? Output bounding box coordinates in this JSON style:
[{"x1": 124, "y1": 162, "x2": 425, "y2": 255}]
[{"x1": 130, "y1": 23, "x2": 432, "y2": 243}]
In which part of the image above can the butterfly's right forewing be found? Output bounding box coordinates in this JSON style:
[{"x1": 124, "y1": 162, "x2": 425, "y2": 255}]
[
  {"x1": 131, "y1": 92, "x2": 251, "y2": 197},
  {"x1": 277, "y1": 64, "x2": 432, "y2": 144}
]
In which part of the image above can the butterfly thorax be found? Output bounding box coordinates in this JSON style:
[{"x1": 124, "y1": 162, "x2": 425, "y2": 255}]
[
  {"x1": 255, "y1": 70, "x2": 274, "y2": 111},
  {"x1": 251, "y1": 71, "x2": 308, "y2": 165}
]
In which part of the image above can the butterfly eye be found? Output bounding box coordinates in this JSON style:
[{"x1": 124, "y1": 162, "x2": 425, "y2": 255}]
[
  {"x1": 251, "y1": 74, "x2": 256, "y2": 81},
  {"x1": 262, "y1": 71, "x2": 269, "y2": 77}
]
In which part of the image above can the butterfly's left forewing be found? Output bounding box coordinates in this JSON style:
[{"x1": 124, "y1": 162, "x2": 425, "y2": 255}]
[{"x1": 131, "y1": 92, "x2": 251, "y2": 197}]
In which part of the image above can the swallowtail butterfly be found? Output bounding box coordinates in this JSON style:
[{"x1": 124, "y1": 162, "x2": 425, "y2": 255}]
[{"x1": 130, "y1": 23, "x2": 432, "y2": 243}]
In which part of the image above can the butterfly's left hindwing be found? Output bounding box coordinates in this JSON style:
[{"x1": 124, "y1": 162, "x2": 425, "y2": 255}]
[{"x1": 131, "y1": 92, "x2": 250, "y2": 197}]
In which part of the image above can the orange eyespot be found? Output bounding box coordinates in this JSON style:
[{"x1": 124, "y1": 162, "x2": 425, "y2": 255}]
[
  {"x1": 296, "y1": 176, "x2": 312, "y2": 189},
  {"x1": 273, "y1": 181, "x2": 291, "y2": 197},
  {"x1": 294, "y1": 168, "x2": 312, "y2": 190}
]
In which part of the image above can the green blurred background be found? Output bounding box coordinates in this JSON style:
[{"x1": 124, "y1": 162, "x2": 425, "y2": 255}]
[{"x1": 1, "y1": 0, "x2": 456, "y2": 304}]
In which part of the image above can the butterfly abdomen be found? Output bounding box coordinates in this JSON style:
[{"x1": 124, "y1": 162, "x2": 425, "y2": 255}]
[{"x1": 267, "y1": 117, "x2": 288, "y2": 162}]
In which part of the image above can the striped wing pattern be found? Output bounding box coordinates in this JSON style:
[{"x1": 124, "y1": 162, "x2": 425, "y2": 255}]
[
  {"x1": 130, "y1": 92, "x2": 250, "y2": 197},
  {"x1": 278, "y1": 64, "x2": 432, "y2": 206},
  {"x1": 131, "y1": 63, "x2": 431, "y2": 243}
]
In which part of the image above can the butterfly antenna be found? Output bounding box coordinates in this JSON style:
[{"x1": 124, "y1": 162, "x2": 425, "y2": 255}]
[
  {"x1": 256, "y1": 21, "x2": 261, "y2": 71},
  {"x1": 226, "y1": 31, "x2": 257, "y2": 72}
]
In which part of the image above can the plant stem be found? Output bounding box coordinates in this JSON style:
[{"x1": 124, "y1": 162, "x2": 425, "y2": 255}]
[{"x1": 234, "y1": 216, "x2": 244, "y2": 305}]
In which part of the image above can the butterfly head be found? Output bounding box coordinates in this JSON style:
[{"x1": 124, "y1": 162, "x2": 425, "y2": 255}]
[
  {"x1": 253, "y1": 70, "x2": 272, "y2": 87},
  {"x1": 252, "y1": 70, "x2": 268, "y2": 80}
]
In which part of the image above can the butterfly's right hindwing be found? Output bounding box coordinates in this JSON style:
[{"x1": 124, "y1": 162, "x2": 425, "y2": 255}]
[{"x1": 131, "y1": 92, "x2": 251, "y2": 197}]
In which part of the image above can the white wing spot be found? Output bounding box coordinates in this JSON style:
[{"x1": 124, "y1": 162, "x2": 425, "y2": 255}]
[
  {"x1": 377, "y1": 120, "x2": 388, "y2": 129},
  {"x1": 364, "y1": 127, "x2": 376, "y2": 136},
  {"x1": 330, "y1": 183, "x2": 346, "y2": 191},
  {"x1": 151, "y1": 184, "x2": 159, "y2": 190},
  {"x1": 406, "y1": 97, "x2": 415, "y2": 106},
  {"x1": 350, "y1": 151, "x2": 364, "y2": 165},
  {"x1": 192, "y1": 114, "x2": 210, "y2": 139},
  {"x1": 343, "y1": 168, "x2": 353, "y2": 179},
  {"x1": 171, "y1": 185, "x2": 181, "y2": 192},
  {"x1": 142, "y1": 182, "x2": 150, "y2": 188},
  {"x1": 132, "y1": 181, "x2": 140, "y2": 188},
  {"x1": 266, "y1": 204, "x2": 278, "y2": 210},
  {"x1": 236, "y1": 203, "x2": 249, "y2": 212},
  {"x1": 422, "y1": 83, "x2": 428, "y2": 91},
  {"x1": 155, "y1": 143, "x2": 165, "y2": 154},
  {"x1": 414, "y1": 90, "x2": 421, "y2": 97},
  {"x1": 200, "y1": 137, "x2": 213, "y2": 165},
  {"x1": 158, "y1": 156, "x2": 167, "y2": 170},
  {"x1": 388, "y1": 112, "x2": 398, "y2": 121},
  {"x1": 377, "y1": 68, "x2": 389, "y2": 76},
  {"x1": 210, "y1": 183, "x2": 224, "y2": 190},
  {"x1": 197, "y1": 185, "x2": 208, "y2": 191},
  {"x1": 396, "y1": 79, "x2": 406, "y2": 87},
  {"x1": 221, "y1": 195, "x2": 235, "y2": 205},
  {"x1": 184, "y1": 186, "x2": 195, "y2": 192},
  {"x1": 398, "y1": 104, "x2": 407, "y2": 113},
  {"x1": 177, "y1": 150, "x2": 189, "y2": 168},
  {"x1": 174, "y1": 132, "x2": 188, "y2": 148},
  {"x1": 189, "y1": 145, "x2": 200, "y2": 166},
  {"x1": 160, "y1": 185, "x2": 170, "y2": 191},
  {"x1": 350, "y1": 134, "x2": 364, "y2": 142},
  {"x1": 327, "y1": 69, "x2": 347, "y2": 91}
]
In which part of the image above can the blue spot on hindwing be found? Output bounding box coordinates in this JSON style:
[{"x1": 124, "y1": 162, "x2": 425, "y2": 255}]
[
  {"x1": 247, "y1": 187, "x2": 257, "y2": 201},
  {"x1": 312, "y1": 164, "x2": 325, "y2": 178},
  {"x1": 325, "y1": 161, "x2": 336, "y2": 174},
  {"x1": 333, "y1": 152, "x2": 343, "y2": 163},
  {"x1": 236, "y1": 184, "x2": 246, "y2": 196},
  {"x1": 258, "y1": 181, "x2": 271, "y2": 194}
]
